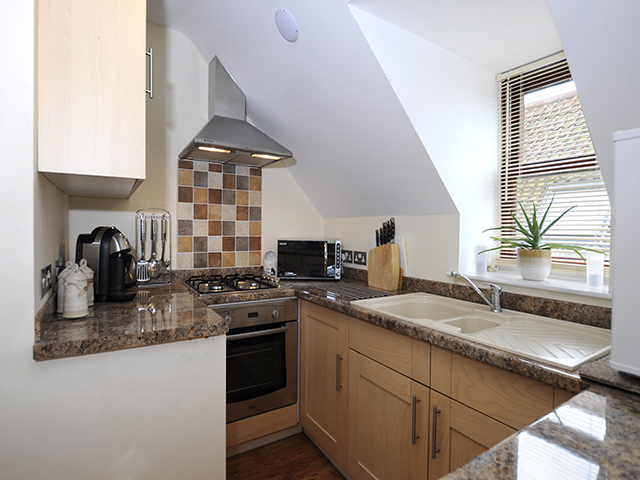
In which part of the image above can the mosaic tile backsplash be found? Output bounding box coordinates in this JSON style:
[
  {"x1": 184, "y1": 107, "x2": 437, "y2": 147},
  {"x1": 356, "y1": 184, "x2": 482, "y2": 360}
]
[{"x1": 177, "y1": 160, "x2": 262, "y2": 269}]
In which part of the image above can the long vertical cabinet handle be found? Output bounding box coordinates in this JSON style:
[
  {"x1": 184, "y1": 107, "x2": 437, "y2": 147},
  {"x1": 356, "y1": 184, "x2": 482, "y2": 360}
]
[
  {"x1": 335, "y1": 354, "x2": 343, "y2": 391},
  {"x1": 411, "y1": 395, "x2": 421, "y2": 445},
  {"x1": 146, "y1": 48, "x2": 154, "y2": 99},
  {"x1": 431, "y1": 405, "x2": 442, "y2": 459}
]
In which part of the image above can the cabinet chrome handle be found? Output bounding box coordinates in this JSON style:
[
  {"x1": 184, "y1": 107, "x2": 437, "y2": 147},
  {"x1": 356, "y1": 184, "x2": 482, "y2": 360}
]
[
  {"x1": 146, "y1": 48, "x2": 154, "y2": 99},
  {"x1": 336, "y1": 354, "x2": 343, "y2": 391},
  {"x1": 411, "y1": 394, "x2": 421, "y2": 445},
  {"x1": 432, "y1": 405, "x2": 442, "y2": 459}
]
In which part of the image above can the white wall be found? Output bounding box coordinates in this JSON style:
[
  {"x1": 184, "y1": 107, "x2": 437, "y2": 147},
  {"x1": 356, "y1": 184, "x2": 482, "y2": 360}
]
[
  {"x1": 325, "y1": 214, "x2": 459, "y2": 281},
  {"x1": 350, "y1": 7, "x2": 498, "y2": 274},
  {"x1": 1, "y1": 11, "x2": 226, "y2": 478},
  {"x1": 68, "y1": 23, "x2": 208, "y2": 264}
]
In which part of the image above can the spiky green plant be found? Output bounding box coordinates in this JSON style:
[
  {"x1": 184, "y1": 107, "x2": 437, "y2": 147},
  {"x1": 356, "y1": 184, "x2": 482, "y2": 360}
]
[{"x1": 480, "y1": 196, "x2": 602, "y2": 261}]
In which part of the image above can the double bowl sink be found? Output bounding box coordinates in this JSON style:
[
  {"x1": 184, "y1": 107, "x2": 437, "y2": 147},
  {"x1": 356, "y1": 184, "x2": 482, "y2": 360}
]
[{"x1": 351, "y1": 293, "x2": 611, "y2": 371}]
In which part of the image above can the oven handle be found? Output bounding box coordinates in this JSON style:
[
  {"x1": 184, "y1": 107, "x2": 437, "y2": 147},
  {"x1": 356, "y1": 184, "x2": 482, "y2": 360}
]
[{"x1": 226, "y1": 325, "x2": 289, "y2": 341}]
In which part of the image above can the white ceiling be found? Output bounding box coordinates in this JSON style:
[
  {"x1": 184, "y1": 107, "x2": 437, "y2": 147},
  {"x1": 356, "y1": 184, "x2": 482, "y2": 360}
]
[{"x1": 348, "y1": 0, "x2": 563, "y2": 74}]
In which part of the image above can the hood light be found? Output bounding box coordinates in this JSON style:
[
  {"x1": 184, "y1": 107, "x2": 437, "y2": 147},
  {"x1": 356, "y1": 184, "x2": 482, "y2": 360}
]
[
  {"x1": 199, "y1": 146, "x2": 231, "y2": 154},
  {"x1": 251, "y1": 153, "x2": 281, "y2": 160}
]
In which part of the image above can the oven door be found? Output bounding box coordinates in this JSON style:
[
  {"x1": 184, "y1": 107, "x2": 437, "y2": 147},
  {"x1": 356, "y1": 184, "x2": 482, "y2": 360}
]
[{"x1": 226, "y1": 320, "x2": 298, "y2": 423}]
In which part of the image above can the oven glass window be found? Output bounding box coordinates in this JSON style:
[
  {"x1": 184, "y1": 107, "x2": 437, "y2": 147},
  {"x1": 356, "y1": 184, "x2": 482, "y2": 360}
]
[{"x1": 227, "y1": 330, "x2": 287, "y2": 404}]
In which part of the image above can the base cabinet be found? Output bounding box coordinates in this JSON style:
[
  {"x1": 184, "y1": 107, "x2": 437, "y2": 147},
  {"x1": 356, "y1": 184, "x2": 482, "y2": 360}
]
[
  {"x1": 348, "y1": 351, "x2": 430, "y2": 480},
  {"x1": 300, "y1": 301, "x2": 349, "y2": 467}
]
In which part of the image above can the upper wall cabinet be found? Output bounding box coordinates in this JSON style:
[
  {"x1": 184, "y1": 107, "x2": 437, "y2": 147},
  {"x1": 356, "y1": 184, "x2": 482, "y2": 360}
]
[{"x1": 37, "y1": 0, "x2": 147, "y2": 198}]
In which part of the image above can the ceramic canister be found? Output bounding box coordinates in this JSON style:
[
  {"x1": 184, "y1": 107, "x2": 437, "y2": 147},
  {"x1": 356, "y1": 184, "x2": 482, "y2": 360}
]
[
  {"x1": 56, "y1": 261, "x2": 74, "y2": 314},
  {"x1": 78, "y1": 258, "x2": 94, "y2": 306},
  {"x1": 63, "y1": 264, "x2": 89, "y2": 319}
]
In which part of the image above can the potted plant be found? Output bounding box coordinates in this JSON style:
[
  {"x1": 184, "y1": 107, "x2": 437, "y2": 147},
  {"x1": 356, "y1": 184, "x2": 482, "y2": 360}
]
[{"x1": 480, "y1": 197, "x2": 602, "y2": 281}]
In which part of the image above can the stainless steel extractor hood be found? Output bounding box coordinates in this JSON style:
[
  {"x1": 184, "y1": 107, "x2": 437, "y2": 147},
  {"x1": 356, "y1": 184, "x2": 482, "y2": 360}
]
[{"x1": 178, "y1": 57, "x2": 292, "y2": 168}]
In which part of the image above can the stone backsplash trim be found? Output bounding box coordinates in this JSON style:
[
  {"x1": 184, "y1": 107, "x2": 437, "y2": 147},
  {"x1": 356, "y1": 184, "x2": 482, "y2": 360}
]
[{"x1": 177, "y1": 160, "x2": 262, "y2": 269}]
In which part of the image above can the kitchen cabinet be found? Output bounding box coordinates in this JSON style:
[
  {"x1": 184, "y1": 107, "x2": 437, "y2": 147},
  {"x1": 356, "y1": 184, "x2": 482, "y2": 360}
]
[
  {"x1": 348, "y1": 350, "x2": 430, "y2": 480},
  {"x1": 37, "y1": 0, "x2": 147, "y2": 198},
  {"x1": 299, "y1": 301, "x2": 350, "y2": 467}
]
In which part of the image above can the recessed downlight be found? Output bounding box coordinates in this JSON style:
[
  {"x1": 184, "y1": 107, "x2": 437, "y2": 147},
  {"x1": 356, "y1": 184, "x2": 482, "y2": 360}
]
[{"x1": 275, "y1": 8, "x2": 299, "y2": 43}]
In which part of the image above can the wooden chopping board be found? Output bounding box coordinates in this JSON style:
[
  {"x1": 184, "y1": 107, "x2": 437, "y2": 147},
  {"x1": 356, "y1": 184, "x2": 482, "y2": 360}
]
[{"x1": 368, "y1": 244, "x2": 401, "y2": 290}]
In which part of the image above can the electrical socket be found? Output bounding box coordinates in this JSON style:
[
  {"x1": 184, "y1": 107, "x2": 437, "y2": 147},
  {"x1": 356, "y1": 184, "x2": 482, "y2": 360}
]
[
  {"x1": 354, "y1": 251, "x2": 367, "y2": 265},
  {"x1": 342, "y1": 250, "x2": 353, "y2": 264},
  {"x1": 40, "y1": 264, "x2": 52, "y2": 299}
]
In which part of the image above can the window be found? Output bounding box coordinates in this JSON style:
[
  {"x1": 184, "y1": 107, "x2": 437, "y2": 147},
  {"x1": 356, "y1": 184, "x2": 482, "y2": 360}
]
[{"x1": 497, "y1": 55, "x2": 611, "y2": 266}]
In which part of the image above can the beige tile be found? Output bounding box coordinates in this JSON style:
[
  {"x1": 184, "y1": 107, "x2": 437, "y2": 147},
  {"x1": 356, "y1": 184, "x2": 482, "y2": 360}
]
[
  {"x1": 208, "y1": 236, "x2": 222, "y2": 252},
  {"x1": 208, "y1": 204, "x2": 222, "y2": 220},
  {"x1": 222, "y1": 252, "x2": 235, "y2": 267},
  {"x1": 235, "y1": 252, "x2": 249, "y2": 267},
  {"x1": 223, "y1": 205, "x2": 236, "y2": 220},
  {"x1": 236, "y1": 191, "x2": 249, "y2": 206},
  {"x1": 236, "y1": 221, "x2": 249, "y2": 236},
  {"x1": 208, "y1": 172, "x2": 222, "y2": 189},
  {"x1": 249, "y1": 192, "x2": 262, "y2": 206},
  {"x1": 193, "y1": 160, "x2": 209, "y2": 171},
  {"x1": 249, "y1": 252, "x2": 262, "y2": 266},
  {"x1": 193, "y1": 220, "x2": 208, "y2": 236},
  {"x1": 178, "y1": 169, "x2": 193, "y2": 186},
  {"x1": 236, "y1": 166, "x2": 250, "y2": 176},
  {"x1": 194, "y1": 187, "x2": 209, "y2": 204},
  {"x1": 177, "y1": 202, "x2": 192, "y2": 220},
  {"x1": 177, "y1": 252, "x2": 193, "y2": 269},
  {"x1": 178, "y1": 236, "x2": 193, "y2": 253},
  {"x1": 249, "y1": 221, "x2": 261, "y2": 236}
]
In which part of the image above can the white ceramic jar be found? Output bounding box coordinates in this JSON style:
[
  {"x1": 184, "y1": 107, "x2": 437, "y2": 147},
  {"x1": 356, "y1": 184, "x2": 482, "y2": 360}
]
[
  {"x1": 78, "y1": 258, "x2": 94, "y2": 306},
  {"x1": 56, "y1": 261, "x2": 74, "y2": 314},
  {"x1": 63, "y1": 264, "x2": 89, "y2": 319}
]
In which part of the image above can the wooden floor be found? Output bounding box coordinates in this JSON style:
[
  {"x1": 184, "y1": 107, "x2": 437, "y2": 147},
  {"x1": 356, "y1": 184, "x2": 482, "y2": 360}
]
[{"x1": 227, "y1": 433, "x2": 345, "y2": 480}]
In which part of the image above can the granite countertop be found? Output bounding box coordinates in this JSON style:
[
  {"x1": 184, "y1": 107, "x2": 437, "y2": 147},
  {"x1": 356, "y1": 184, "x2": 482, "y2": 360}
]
[{"x1": 443, "y1": 355, "x2": 640, "y2": 479}]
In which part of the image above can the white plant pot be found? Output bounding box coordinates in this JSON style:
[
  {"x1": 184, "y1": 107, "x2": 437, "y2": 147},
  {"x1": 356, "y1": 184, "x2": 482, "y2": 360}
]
[{"x1": 517, "y1": 248, "x2": 552, "y2": 281}]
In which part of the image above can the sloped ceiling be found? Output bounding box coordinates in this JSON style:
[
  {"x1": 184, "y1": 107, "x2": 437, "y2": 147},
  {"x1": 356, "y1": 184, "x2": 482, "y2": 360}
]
[
  {"x1": 147, "y1": 0, "x2": 564, "y2": 219},
  {"x1": 147, "y1": 0, "x2": 456, "y2": 219}
]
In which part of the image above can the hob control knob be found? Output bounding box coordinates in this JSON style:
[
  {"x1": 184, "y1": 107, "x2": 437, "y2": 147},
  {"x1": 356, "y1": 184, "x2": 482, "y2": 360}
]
[
  {"x1": 224, "y1": 314, "x2": 232, "y2": 323},
  {"x1": 272, "y1": 309, "x2": 280, "y2": 319}
]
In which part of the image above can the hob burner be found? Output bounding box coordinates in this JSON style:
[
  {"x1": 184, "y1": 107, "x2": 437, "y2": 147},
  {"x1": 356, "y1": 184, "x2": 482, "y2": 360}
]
[{"x1": 183, "y1": 273, "x2": 279, "y2": 295}]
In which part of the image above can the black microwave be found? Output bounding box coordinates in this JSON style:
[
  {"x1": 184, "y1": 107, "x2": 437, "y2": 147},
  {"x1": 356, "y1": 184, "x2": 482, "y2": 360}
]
[{"x1": 277, "y1": 240, "x2": 342, "y2": 280}]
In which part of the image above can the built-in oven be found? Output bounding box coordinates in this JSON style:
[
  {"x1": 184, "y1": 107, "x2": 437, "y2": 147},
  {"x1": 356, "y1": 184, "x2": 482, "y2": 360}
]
[{"x1": 210, "y1": 297, "x2": 299, "y2": 424}]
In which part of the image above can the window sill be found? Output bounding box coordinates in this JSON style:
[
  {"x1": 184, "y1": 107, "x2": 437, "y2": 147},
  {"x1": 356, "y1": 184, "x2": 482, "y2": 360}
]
[{"x1": 464, "y1": 268, "x2": 611, "y2": 300}]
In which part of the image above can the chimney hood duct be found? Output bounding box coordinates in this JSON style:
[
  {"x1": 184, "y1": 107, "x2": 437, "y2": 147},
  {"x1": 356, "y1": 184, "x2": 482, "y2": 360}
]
[{"x1": 178, "y1": 56, "x2": 293, "y2": 167}]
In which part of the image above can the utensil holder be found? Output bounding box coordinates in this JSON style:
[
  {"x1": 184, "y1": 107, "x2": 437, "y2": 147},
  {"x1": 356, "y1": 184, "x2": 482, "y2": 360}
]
[{"x1": 135, "y1": 208, "x2": 172, "y2": 286}]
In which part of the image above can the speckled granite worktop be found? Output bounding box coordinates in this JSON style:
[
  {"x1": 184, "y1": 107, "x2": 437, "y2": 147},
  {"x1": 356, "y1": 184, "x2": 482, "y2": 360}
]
[{"x1": 443, "y1": 356, "x2": 640, "y2": 479}]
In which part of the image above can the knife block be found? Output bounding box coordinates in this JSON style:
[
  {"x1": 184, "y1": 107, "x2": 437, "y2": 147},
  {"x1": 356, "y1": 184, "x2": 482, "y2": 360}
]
[{"x1": 368, "y1": 244, "x2": 401, "y2": 291}]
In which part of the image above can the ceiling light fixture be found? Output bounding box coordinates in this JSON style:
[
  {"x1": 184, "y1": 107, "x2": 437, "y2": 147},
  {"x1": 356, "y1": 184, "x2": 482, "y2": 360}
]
[{"x1": 275, "y1": 8, "x2": 299, "y2": 43}]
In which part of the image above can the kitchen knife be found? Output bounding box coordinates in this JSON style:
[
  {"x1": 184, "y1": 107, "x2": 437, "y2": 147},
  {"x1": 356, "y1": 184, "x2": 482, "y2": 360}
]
[
  {"x1": 381, "y1": 222, "x2": 386, "y2": 245},
  {"x1": 376, "y1": 229, "x2": 380, "y2": 247},
  {"x1": 383, "y1": 221, "x2": 389, "y2": 244},
  {"x1": 389, "y1": 218, "x2": 395, "y2": 243}
]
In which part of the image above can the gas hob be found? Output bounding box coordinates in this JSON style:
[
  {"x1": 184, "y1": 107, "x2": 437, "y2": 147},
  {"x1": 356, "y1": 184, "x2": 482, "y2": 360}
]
[{"x1": 183, "y1": 273, "x2": 280, "y2": 296}]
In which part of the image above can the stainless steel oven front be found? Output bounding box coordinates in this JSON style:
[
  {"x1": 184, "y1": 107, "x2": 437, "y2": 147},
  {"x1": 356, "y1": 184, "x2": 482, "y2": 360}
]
[{"x1": 211, "y1": 297, "x2": 298, "y2": 424}]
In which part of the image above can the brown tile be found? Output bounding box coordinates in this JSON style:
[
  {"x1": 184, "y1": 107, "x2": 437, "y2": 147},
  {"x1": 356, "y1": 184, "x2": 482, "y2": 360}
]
[
  {"x1": 223, "y1": 164, "x2": 236, "y2": 174},
  {"x1": 222, "y1": 236, "x2": 235, "y2": 251},
  {"x1": 208, "y1": 252, "x2": 222, "y2": 268},
  {"x1": 178, "y1": 170, "x2": 193, "y2": 186},
  {"x1": 194, "y1": 204, "x2": 208, "y2": 220},
  {"x1": 209, "y1": 163, "x2": 222, "y2": 172},
  {"x1": 193, "y1": 253, "x2": 208, "y2": 268},
  {"x1": 208, "y1": 189, "x2": 222, "y2": 204},
  {"x1": 222, "y1": 190, "x2": 236, "y2": 205},
  {"x1": 250, "y1": 176, "x2": 262, "y2": 191},
  {"x1": 194, "y1": 236, "x2": 208, "y2": 252},
  {"x1": 194, "y1": 187, "x2": 208, "y2": 204},
  {"x1": 249, "y1": 236, "x2": 261, "y2": 251},
  {"x1": 178, "y1": 236, "x2": 192, "y2": 253},
  {"x1": 178, "y1": 186, "x2": 193, "y2": 203},
  {"x1": 223, "y1": 174, "x2": 236, "y2": 189},
  {"x1": 236, "y1": 237, "x2": 249, "y2": 251},
  {"x1": 250, "y1": 167, "x2": 261, "y2": 177},
  {"x1": 249, "y1": 252, "x2": 262, "y2": 266},
  {"x1": 178, "y1": 220, "x2": 193, "y2": 236},
  {"x1": 194, "y1": 171, "x2": 209, "y2": 187},
  {"x1": 208, "y1": 204, "x2": 222, "y2": 220},
  {"x1": 222, "y1": 221, "x2": 236, "y2": 236},
  {"x1": 179, "y1": 160, "x2": 193, "y2": 170},
  {"x1": 249, "y1": 206, "x2": 262, "y2": 221},
  {"x1": 208, "y1": 221, "x2": 222, "y2": 236},
  {"x1": 236, "y1": 191, "x2": 249, "y2": 206},
  {"x1": 236, "y1": 175, "x2": 249, "y2": 191},
  {"x1": 236, "y1": 206, "x2": 249, "y2": 221},
  {"x1": 249, "y1": 221, "x2": 261, "y2": 236},
  {"x1": 222, "y1": 252, "x2": 235, "y2": 267}
]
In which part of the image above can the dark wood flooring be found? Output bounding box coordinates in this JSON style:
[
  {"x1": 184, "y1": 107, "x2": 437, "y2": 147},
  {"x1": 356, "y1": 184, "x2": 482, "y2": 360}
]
[{"x1": 227, "y1": 433, "x2": 345, "y2": 480}]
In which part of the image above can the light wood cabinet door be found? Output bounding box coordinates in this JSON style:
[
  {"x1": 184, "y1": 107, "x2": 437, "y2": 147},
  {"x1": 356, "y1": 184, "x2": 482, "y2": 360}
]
[
  {"x1": 348, "y1": 350, "x2": 429, "y2": 480},
  {"x1": 37, "y1": 0, "x2": 146, "y2": 197},
  {"x1": 300, "y1": 301, "x2": 349, "y2": 467}
]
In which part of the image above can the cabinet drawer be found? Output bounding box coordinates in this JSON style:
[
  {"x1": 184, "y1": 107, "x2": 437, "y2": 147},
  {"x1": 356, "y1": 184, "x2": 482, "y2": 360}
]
[
  {"x1": 451, "y1": 353, "x2": 553, "y2": 430},
  {"x1": 349, "y1": 319, "x2": 430, "y2": 386}
]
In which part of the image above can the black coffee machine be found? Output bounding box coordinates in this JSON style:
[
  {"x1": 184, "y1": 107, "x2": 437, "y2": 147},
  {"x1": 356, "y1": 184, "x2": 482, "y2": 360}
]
[{"x1": 76, "y1": 226, "x2": 136, "y2": 302}]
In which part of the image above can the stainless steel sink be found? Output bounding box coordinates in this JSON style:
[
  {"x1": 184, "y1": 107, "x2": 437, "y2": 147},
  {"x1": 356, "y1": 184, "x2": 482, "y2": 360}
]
[{"x1": 351, "y1": 292, "x2": 611, "y2": 371}]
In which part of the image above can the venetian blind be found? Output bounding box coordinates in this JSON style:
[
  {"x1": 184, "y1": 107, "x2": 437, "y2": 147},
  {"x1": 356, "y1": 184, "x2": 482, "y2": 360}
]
[{"x1": 498, "y1": 56, "x2": 611, "y2": 265}]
